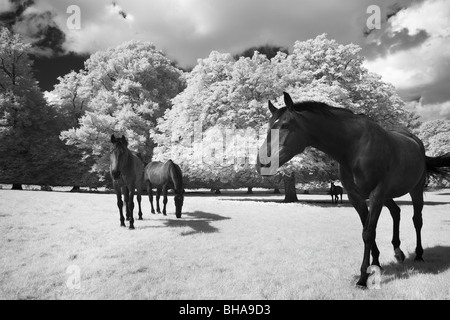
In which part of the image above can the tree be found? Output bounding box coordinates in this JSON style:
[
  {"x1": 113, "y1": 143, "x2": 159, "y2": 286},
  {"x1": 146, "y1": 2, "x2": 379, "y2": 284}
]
[
  {"x1": 0, "y1": 27, "x2": 70, "y2": 187},
  {"x1": 416, "y1": 119, "x2": 450, "y2": 187},
  {"x1": 152, "y1": 51, "x2": 283, "y2": 191},
  {"x1": 57, "y1": 40, "x2": 185, "y2": 182},
  {"x1": 417, "y1": 119, "x2": 450, "y2": 155}
]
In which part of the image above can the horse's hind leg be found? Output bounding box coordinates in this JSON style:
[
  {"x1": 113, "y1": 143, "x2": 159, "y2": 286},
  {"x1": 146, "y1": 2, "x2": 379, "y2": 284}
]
[
  {"x1": 384, "y1": 199, "x2": 405, "y2": 263},
  {"x1": 162, "y1": 187, "x2": 168, "y2": 216},
  {"x1": 410, "y1": 187, "x2": 425, "y2": 262},
  {"x1": 156, "y1": 188, "x2": 162, "y2": 214},
  {"x1": 147, "y1": 182, "x2": 155, "y2": 214}
]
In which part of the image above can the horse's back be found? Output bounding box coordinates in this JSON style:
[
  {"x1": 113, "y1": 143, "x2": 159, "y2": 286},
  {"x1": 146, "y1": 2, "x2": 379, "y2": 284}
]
[{"x1": 144, "y1": 161, "x2": 170, "y2": 186}]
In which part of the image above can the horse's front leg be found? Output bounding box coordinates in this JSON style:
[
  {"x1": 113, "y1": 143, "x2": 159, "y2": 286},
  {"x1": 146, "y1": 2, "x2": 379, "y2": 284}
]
[
  {"x1": 123, "y1": 186, "x2": 130, "y2": 221},
  {"x1": 357, "y1": 186, "x2": 385, "y2": 287},
  {"x1": 115, "y1": 184, "x2": 125, "y2": 227},
  {"x1": 147, "y1": 182, "x2": 155, "y2": 214},
  {"x1": 128, "y1": 184, "x2": 135, "y2": 230}
]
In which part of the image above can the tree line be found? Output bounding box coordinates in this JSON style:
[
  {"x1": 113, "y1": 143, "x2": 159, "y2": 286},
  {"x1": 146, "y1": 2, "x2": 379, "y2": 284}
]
[{"x1": 1, "y1": 28, "x2": 449, "y2": 197}]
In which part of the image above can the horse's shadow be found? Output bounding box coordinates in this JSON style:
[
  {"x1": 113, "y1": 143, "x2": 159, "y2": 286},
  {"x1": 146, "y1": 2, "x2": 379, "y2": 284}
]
[
  {"x1": 353, "y1": 246, "x2": 450, "y2": 285},
  {"x1": 155, "y1": 211, "x2": 231, "y2": 236}
]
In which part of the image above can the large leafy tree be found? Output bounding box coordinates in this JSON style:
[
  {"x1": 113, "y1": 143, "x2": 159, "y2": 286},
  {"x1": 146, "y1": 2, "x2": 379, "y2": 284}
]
[
  {"x1": 416, "y1": 119, "x2": 450, "y2": 187},
  {"x1": 56, "y1": 40, "x2": 185, "y2": 182}
]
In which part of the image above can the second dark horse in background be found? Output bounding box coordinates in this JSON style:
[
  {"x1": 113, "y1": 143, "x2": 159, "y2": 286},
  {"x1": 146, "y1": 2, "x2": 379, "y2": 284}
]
[{"x1": 144, "y1": 160, "x2": 185, "y2": 218}]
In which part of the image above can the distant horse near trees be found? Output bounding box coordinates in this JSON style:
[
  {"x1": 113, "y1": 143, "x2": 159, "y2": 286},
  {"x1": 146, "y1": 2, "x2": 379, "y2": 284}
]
[
  {"x1": 110, "y1": 135, "x2": 144, "y2": 229},
  {"x1": 144, "y1": 160, "x2": 184, "y2": 219},
  {"x1": 256, "y1": 92, "x2": 450, "y2": 287},
  {"x1": 329, "y1": 182, "x2": 343, "y2": 204}
]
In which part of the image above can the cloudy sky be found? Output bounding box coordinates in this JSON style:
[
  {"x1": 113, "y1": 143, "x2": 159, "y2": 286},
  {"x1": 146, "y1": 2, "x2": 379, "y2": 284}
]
[{"x1": 1, "y1": 0, "x2": 449, "y2": 121}]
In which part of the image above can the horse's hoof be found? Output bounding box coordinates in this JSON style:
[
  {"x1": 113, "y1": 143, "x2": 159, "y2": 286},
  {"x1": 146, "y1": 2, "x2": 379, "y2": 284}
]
[
  {"x1": 355, "y1": 280, "x2": 367, "y2": 289},
  {"x1": 151, "y1": 211, "x2": 155, "y2": 214},
  {"x1": 129, "y1": 225, "x2": 135, "y2": 230},
  {"x1": 138, "y1": 217, "x2": 143, "y2": 221},
  {"x1": 355, "y1": 274, "x2": 368, "y2": 288},
  {"x1": 120, "y1": 223, "x2": 126, "y2": 227},
  {"x1": 163, "y1": 212, "x2": 167, "y2": 216},
  {"x1": 414, "y1": 256, "x2": 424, "y2": 262},
  {"x1": 394, "y1": 248, "x2": 406, "y2": 263}
]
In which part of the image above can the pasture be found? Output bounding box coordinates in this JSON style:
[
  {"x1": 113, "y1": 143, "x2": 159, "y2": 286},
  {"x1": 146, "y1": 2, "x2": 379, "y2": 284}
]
[{"x1": 1, "y1": 189, "x2": 450, "y2": 300}]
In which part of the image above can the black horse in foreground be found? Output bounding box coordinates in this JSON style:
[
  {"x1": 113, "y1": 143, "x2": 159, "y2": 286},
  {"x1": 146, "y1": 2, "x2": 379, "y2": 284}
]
[
  {"x1": 256, "y1": 92, "x2": 450, "y2": 287},
  {"x1": 144, "y1": 160, "x2": 184, "y2": 219},
  {"x1": 110, "y1": 135, "x2": 144, "y2": 229},
  {"x1": 329, "y1": 182, "x2": 343, "y2": 204}
]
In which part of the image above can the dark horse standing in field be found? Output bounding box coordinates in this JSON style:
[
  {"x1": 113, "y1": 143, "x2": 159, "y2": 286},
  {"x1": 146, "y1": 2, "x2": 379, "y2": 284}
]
[
  {"x1": 329, "y1": 182, "x2": 343, "y2": 204},
  {"x1": 110, "y1": 135, "x2": 144, "y2": 229},
  {"x1": 144, "y1": 160, "x2": 184, "y2": 219},
  {"x1": 256, "y1": 92, "x2": 450, "y2": 287}
]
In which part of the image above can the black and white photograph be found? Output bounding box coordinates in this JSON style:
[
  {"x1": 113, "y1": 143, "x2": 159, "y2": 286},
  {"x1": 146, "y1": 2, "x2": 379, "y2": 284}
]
[{"x1": 1, "y1": 0, "x2": 450, "y2": 303}]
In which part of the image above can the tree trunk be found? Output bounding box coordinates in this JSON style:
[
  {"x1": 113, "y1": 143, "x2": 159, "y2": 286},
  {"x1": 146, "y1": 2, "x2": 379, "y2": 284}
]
[
  {"x1": 12, "y1": 184, "x2": 23, "y2": 190},
  {"x1": 70, "y1": 186, "x2": 80, "y2": 192},
  {"x1": 283, "y1": 174, "x2": 298, "y2": 203},
  {"x1": 273, "y1": 188, "x2": 281, "y2": 194},
  {"x1": 246, "y1": 187, "x2": 253, "y2": 194}
]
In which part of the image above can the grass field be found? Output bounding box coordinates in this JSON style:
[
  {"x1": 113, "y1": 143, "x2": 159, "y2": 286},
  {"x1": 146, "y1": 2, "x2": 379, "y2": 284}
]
[{"x1": 1, "y1": 188, "x2": 450, "y2": 300}]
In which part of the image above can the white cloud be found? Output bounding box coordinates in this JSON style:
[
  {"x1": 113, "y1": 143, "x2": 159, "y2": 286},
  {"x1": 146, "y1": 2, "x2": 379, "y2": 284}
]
[
  {"x1": 405, "y1": 100, "x2": 450, "y2": 121},
  {"x1": 363, "y1": 0, "x2": 450, "y2": 121},
  {"x1": 0, "y1": 0, "x2": 13, "y2": 12},
  {"x1": 364, "y1": 0, "x2": 450, "y2": 89}
]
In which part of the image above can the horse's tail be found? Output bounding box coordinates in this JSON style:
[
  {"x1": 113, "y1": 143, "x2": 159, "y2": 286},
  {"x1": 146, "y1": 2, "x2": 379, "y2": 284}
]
[{"x1": 426, "y1": 152, "x2": 450, "y2": 179}]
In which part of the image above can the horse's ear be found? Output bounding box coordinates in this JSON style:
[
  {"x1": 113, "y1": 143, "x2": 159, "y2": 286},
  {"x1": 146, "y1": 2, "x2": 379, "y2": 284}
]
[
  {"x1": 283, "y1": 92, "x2": 294, "y2": 110},
  {"x1": 121, "y1": 135, "x2": 128, "y2": 146},
  {"x1": 111, "y1": 134, "x2": 116, "y2": 143},
  {"x1": 268, "y1": 100, "x2": 277, "y2": 114}
]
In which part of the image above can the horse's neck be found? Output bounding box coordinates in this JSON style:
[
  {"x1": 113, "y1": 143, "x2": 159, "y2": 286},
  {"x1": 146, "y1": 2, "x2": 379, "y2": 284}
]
[
  {"x1": 169, "y1": 164, "x2": 182, "y2": 193},
  {"x1": 122, "y1": 149, "x2": 134, "y2": 171},
  {"x1": 301, "y1": 111, "x2": 364, "y2": 165}
]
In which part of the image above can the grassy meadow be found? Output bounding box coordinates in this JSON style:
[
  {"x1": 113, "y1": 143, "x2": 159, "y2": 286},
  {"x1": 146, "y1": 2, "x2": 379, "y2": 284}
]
[{"x1": 1, "y1": 188, "x2": 450, "y2": 300}]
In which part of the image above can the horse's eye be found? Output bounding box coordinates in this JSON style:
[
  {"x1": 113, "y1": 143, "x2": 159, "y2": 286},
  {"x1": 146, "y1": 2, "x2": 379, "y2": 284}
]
[{"x1": 281, "y1": 123, "x2": 289, "y2": 129}]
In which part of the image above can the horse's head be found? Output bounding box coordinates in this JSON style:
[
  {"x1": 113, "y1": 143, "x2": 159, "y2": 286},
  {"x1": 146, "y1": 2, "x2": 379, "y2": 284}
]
[
  {"x1": 174, "y1": 189, "x2": 185, "y2": 219},
  {"x1": 110, "y1": 134, "x2": 128, "y2": 181},
  {"x1": 256, "y1": 92, "x2": 309, "y2": 176}
]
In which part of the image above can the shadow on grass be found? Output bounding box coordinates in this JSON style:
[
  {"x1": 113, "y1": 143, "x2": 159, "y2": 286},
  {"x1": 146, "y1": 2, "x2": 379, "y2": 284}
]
[
  {"x1": 381, "y1": 246, "x2": 450, "y2": 283},
  {"x1": 219, "y1": 197, "x2": 353, "y2": 207},
  {"x1": 349, "y1": 246, "x2": 450, "y2": 287},
  {"x1": 141, "y1": 211, "x2": 231, "y2": 236},
  {"x1": 347, "y1": 246, "x2": 450, "y2": 287}
]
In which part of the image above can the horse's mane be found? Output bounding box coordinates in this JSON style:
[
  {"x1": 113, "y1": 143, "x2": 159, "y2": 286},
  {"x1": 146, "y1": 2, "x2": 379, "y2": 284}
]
[{"x1": 286, "y1": 101, "x2": 356, "y2": 118}]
